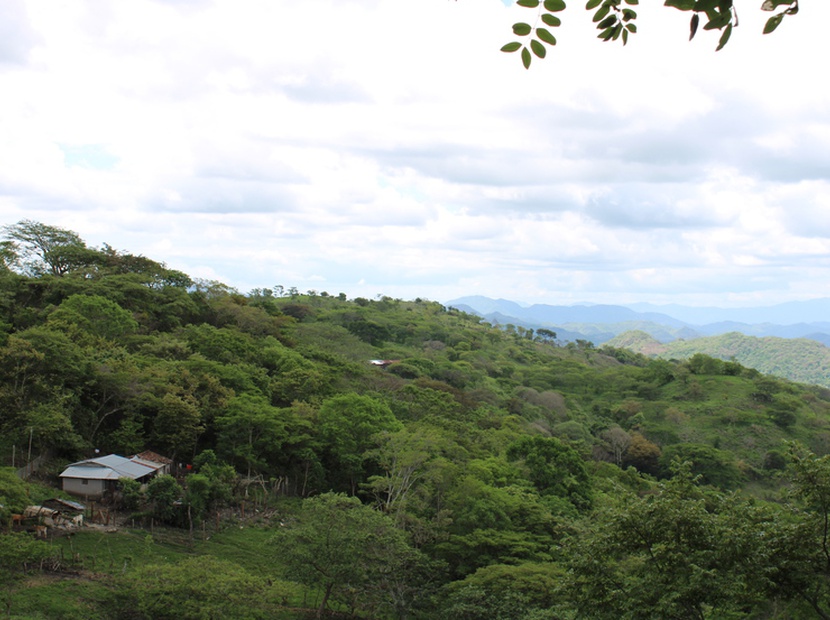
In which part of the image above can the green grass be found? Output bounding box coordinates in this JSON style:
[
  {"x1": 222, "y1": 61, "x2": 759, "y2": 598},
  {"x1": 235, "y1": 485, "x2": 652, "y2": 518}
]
[
  {"x1": 11, "y1": 523, "x2": 315, "y2": 620},
  {"x1": 55, "y1": 527, "x2": 194, "y2": 573},
  {"x1": 193, "y1": 525, "x2": 280, "y2": 575},
  {"x1": 7, "y1": 575, "x2": 110, "y2": 620}
]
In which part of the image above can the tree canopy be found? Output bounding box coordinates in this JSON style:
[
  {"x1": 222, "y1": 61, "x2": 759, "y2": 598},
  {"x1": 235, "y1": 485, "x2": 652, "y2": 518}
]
[{"x1": 7, "y1": 221, "x2": 830, "y2": 618}]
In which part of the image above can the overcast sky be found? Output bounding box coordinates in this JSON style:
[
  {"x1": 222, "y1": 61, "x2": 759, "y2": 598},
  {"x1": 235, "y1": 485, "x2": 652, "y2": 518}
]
[{"x1": 1, "y1": 1, "x2": 828, "y2": 308}]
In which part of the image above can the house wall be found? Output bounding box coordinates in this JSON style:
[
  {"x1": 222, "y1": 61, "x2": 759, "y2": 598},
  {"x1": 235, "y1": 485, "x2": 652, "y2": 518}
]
[{"x1": 62, "y1": 477, "x2": 106, "y2": 499}]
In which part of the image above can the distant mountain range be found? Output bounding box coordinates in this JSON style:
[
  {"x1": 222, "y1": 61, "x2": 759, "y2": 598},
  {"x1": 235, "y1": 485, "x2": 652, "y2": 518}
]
[
  {"x1": 445, "y1": 296, "x2": 830, "y2": 387},
  {"x1": 445, "y1": 296, "x2": 830, "y2": 346}
]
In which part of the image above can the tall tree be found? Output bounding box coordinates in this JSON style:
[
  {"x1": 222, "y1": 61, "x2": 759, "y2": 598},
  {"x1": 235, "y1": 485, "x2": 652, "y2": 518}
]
[
  {"x1": 565, "y1": 464, "x2": 775, "y2": 619},
  {"x1": 1, "y1": 220, "x2": 97, "y2": 277},
  {"x1": 272, "y1": 493, "x2": 431, "y2": 619},
  {"x1": 318, "y1": 393, "x2": 402, "y2": 493},
  {"x1": 215, "y1": 393, "x2": 288, "y2": 477}
]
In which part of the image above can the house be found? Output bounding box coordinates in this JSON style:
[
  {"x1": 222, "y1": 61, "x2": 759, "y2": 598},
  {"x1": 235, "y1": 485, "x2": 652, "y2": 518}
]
[
  {"x1": 369, "y1": 359, "x2": 400, "y2": 369},
  {"x1": 59, "y1": 453, "x2": 165, "y2": 499}
]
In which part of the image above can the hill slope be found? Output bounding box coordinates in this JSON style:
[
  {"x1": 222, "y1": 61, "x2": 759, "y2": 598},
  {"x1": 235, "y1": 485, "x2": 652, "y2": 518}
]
[{"x1": 608, "y1": 330, "x2": 830, "y2": 388}]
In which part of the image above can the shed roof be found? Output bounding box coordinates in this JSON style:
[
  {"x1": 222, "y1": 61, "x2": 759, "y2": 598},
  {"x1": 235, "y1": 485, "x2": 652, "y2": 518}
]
[
  {"x1": 133, "y1": 450, "x2": 172, "y2": 465},
  {"x1": 43, "y1": 498, "x2": 86, "y2": 512}
]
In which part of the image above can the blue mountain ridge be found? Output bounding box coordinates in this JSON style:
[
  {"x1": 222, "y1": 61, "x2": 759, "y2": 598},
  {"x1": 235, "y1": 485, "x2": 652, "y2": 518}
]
[{"x1": 445, "y1": 296, "x2": 830, "y2": 345}]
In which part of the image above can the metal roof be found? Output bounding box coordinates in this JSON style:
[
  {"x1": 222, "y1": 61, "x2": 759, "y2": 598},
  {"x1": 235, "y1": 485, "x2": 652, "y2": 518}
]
[
  {"x1": 60, "y1": 454, "x2": 157, "y2": 481},
  {"x1": 43, "y1": 498, "x2": 86, "y2": 511}
]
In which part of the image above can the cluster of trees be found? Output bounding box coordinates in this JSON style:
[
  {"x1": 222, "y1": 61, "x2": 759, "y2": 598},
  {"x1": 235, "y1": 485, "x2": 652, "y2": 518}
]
[{"x1": 5, "y1": 220, "x2": 830, "y2": 617}]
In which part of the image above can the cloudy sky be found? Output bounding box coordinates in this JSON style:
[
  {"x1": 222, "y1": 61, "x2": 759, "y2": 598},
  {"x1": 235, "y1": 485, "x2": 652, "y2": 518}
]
[{"x1": 1, "y1": 1, "x2": 828, "y2": 308}]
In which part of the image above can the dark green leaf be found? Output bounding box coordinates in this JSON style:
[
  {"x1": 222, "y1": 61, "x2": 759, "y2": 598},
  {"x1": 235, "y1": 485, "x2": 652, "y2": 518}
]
[
  {"x1": 512, "y1": 22, "x2": 532, "y2": 36},
  {"x1": 703, "y1": 12, "x2": 731, "y2": 30},
  {"x1": 536, "y1": 27, "x2": 557, "y2": 45},
  {"x1": 716, "y1": 22, "x2": 732, "y2": 49},
  {"x1": 624, "y1": 0, "x2": 639, "y2": 4},
  {"x1": 544, "y1": 0, "x2": 567, "y2": 10},
  {"x1": 612, "y1": 23, "x2": 623, "y2": 40},
  {"x1": 763, "y1": 13, "x2": 784, "y2": 33},
  {"x1": 626, "y1": 22, "x2": 637, "y2": 32},
  {"x1": 585, "y1": 0, "x2": 601, "y2": 8},
  {"x1": 530, "y1": 39, "x2": 547, "y2": 58},
  {"x1": 598, "y1": 26, "x2": 614, "y2": 40},
  {"x1": 598, "y1": 15, "x2": 617, "y2": 29},
  {"x1": 664, "y1": 0, "x2": 695, "y2": 9},
  {"x1": 501, "y1": 42, "x2": 523, "y2": 52},
  {"x1": 761, "y1": 0, "x2": 796, "y2": 10},
  {"x1": 593, "y1": 5, "x2": 610, "y2": 21},
  {"x1": 521, "y1": 46, "x2": 532, "y2": 69},
  {"x1": 541, "y1": 13, "x2": 562, "y2": 26},
  {"x1": 622, "y1": 8, "x2": 637, "y2": 20},
  {"x1": 690, "y1": 12, "x2": 699, "y2": 39},
  {"x1": 622, "y1": 27, "x2": 629, "y2": 44},
  {"x1": 517, "y1": 0, "x2": 540, "y2": 6}
]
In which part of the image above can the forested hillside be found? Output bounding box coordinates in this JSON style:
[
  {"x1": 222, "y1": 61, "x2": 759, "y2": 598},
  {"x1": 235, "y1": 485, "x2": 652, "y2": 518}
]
[
  {"x1": 609, "y1": 329, "x2": 830, "y2": 388},
  {"x1": 6, "y1": 221, "x2": 830, "y2": 619}
]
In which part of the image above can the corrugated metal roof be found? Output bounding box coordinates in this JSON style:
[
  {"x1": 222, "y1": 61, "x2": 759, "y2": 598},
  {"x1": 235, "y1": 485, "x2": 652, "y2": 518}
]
[
  {"x1": 60, "y1": 465, "x2": 121, "y2": 480},
  {"x1": 60, "y1": 454, "x2": 157, "y2": 481},
  {"x1": 43, "y1": 498, "x2": 86, "y2": 511},
  {"x1": 131, "y1": 457, "x2": 165, "y2": 471}
]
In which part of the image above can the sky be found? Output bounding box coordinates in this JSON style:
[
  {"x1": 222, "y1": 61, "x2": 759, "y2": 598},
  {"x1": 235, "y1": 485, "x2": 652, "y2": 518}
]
[{"x1": 1, "y1": 1, "x2": 828, "y2": 308}]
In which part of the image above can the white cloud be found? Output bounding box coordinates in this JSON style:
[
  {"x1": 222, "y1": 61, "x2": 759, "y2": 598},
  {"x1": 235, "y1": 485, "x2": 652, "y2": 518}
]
[{"x1": 1, "y1": 0, "x2": 829, "y2": 307}]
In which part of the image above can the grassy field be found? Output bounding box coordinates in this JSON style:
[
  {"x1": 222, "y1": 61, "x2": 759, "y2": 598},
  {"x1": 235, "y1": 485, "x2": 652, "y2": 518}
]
[{"x1": 8, "y1": 520, "x2": 314, "y2": 620}]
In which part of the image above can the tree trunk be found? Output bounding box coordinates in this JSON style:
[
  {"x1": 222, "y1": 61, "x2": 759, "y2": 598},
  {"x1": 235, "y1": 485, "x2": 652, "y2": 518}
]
[{"x1": 317, "y1": 582, "x2": 334, "y2": 619}]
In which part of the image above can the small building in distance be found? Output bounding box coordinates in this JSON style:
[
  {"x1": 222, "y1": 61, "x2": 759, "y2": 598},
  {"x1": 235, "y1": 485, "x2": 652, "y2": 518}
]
[
  {"x1": 59, "y1": 453, "x2": 167, "y2": 499},
  {"x1": 369, "y1": 359, "x2": 400, "y2": 369}
]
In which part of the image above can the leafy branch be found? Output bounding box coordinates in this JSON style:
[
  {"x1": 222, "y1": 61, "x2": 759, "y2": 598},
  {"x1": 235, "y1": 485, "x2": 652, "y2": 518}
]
[
  {"x1": 501, "y1": 0, "x2": 567, "y2": 69},
  {"x1": 502, "y1": 0, "x2": 800, "y2": 69}
]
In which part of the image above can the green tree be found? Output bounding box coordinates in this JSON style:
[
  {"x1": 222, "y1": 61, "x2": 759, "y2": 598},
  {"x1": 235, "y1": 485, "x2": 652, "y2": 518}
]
[
  {"x1": 1, "y1": 220, "x2": 96, "y2": 277},
  {"x1": 440, "y1": 562, "x2": 566, "y2": 620},
  {"x1": 215, "y1": 393, "x2": 288, "y2": 476},
  {"x1": 506, "y1": 435, "x2": 592, "y2": 510},
  {"x1": 438, "y1": 476, "x2": 557, "y2": 577},
  {"x1": 150, "y1": 393, "x2": 204, "y2": 461},
  {"x1": 47, "y1": 294, "x2": 138, "y2": 342},
  {"x1": 272, "y1": 493, "x2": 429, "y2": 619},
  {"x1": 687, "y1": 352, "x2": 725, "y2": 375},
  {"x1": 364, "y1": 426, "x2": 453, "y2": 519},
  {"x1": 0, "y1": 468, "x2": 30, "y2": 520},
  {"x1": 565, "y1": 465, "x2": 774, "y2": 619},
  {"x1": 117, "y1": 477, "x2": 143, "y2": 511},
  {"x1": 318, "y1": 393, "x2": 402, "y2": 493},
  {"x1": 146, "y1": 474, "x2": 183, "y2": 524},
  {"x1": 109, "y1": 556, "x2": 280, "y2": 620},
  {"x1": 761, "y1": 443, "x2": 830, "y2": 617},
  {"x1": 660, "y1": 443, "x2": 743, "y2": 489}
]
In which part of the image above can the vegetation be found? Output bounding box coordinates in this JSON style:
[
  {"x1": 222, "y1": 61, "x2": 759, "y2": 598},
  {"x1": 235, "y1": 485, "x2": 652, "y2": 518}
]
[
  {"x1": 608, "y1": 329, "x2": 830, "y2": 388},
  {"x1": 501, "y1": 0, "x2": 801, "y2": 69},
  {"x1": 5, "y1": 220, "x2": 830, "y2": 617}
]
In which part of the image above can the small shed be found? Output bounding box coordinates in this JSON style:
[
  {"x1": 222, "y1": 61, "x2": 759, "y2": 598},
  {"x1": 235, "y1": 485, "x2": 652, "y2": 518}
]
[
  {"x1": 42, "y1": 498, "x2": 86, "y2": 513},
  {"x1": 132, "y1": 450, "x2": 173, "y2": 475},
  {"x1": 59, "y1": 454, "x2": 161, "y2": 499}
]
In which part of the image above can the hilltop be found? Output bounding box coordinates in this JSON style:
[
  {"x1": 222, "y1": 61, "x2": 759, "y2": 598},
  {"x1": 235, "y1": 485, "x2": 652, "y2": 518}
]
[
  {"x1": 5, "y1": 222, "x2": 830, "y2": 618},
  {"x1": 450, "y1": 295, "x2": 830, "y2": 387}
]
